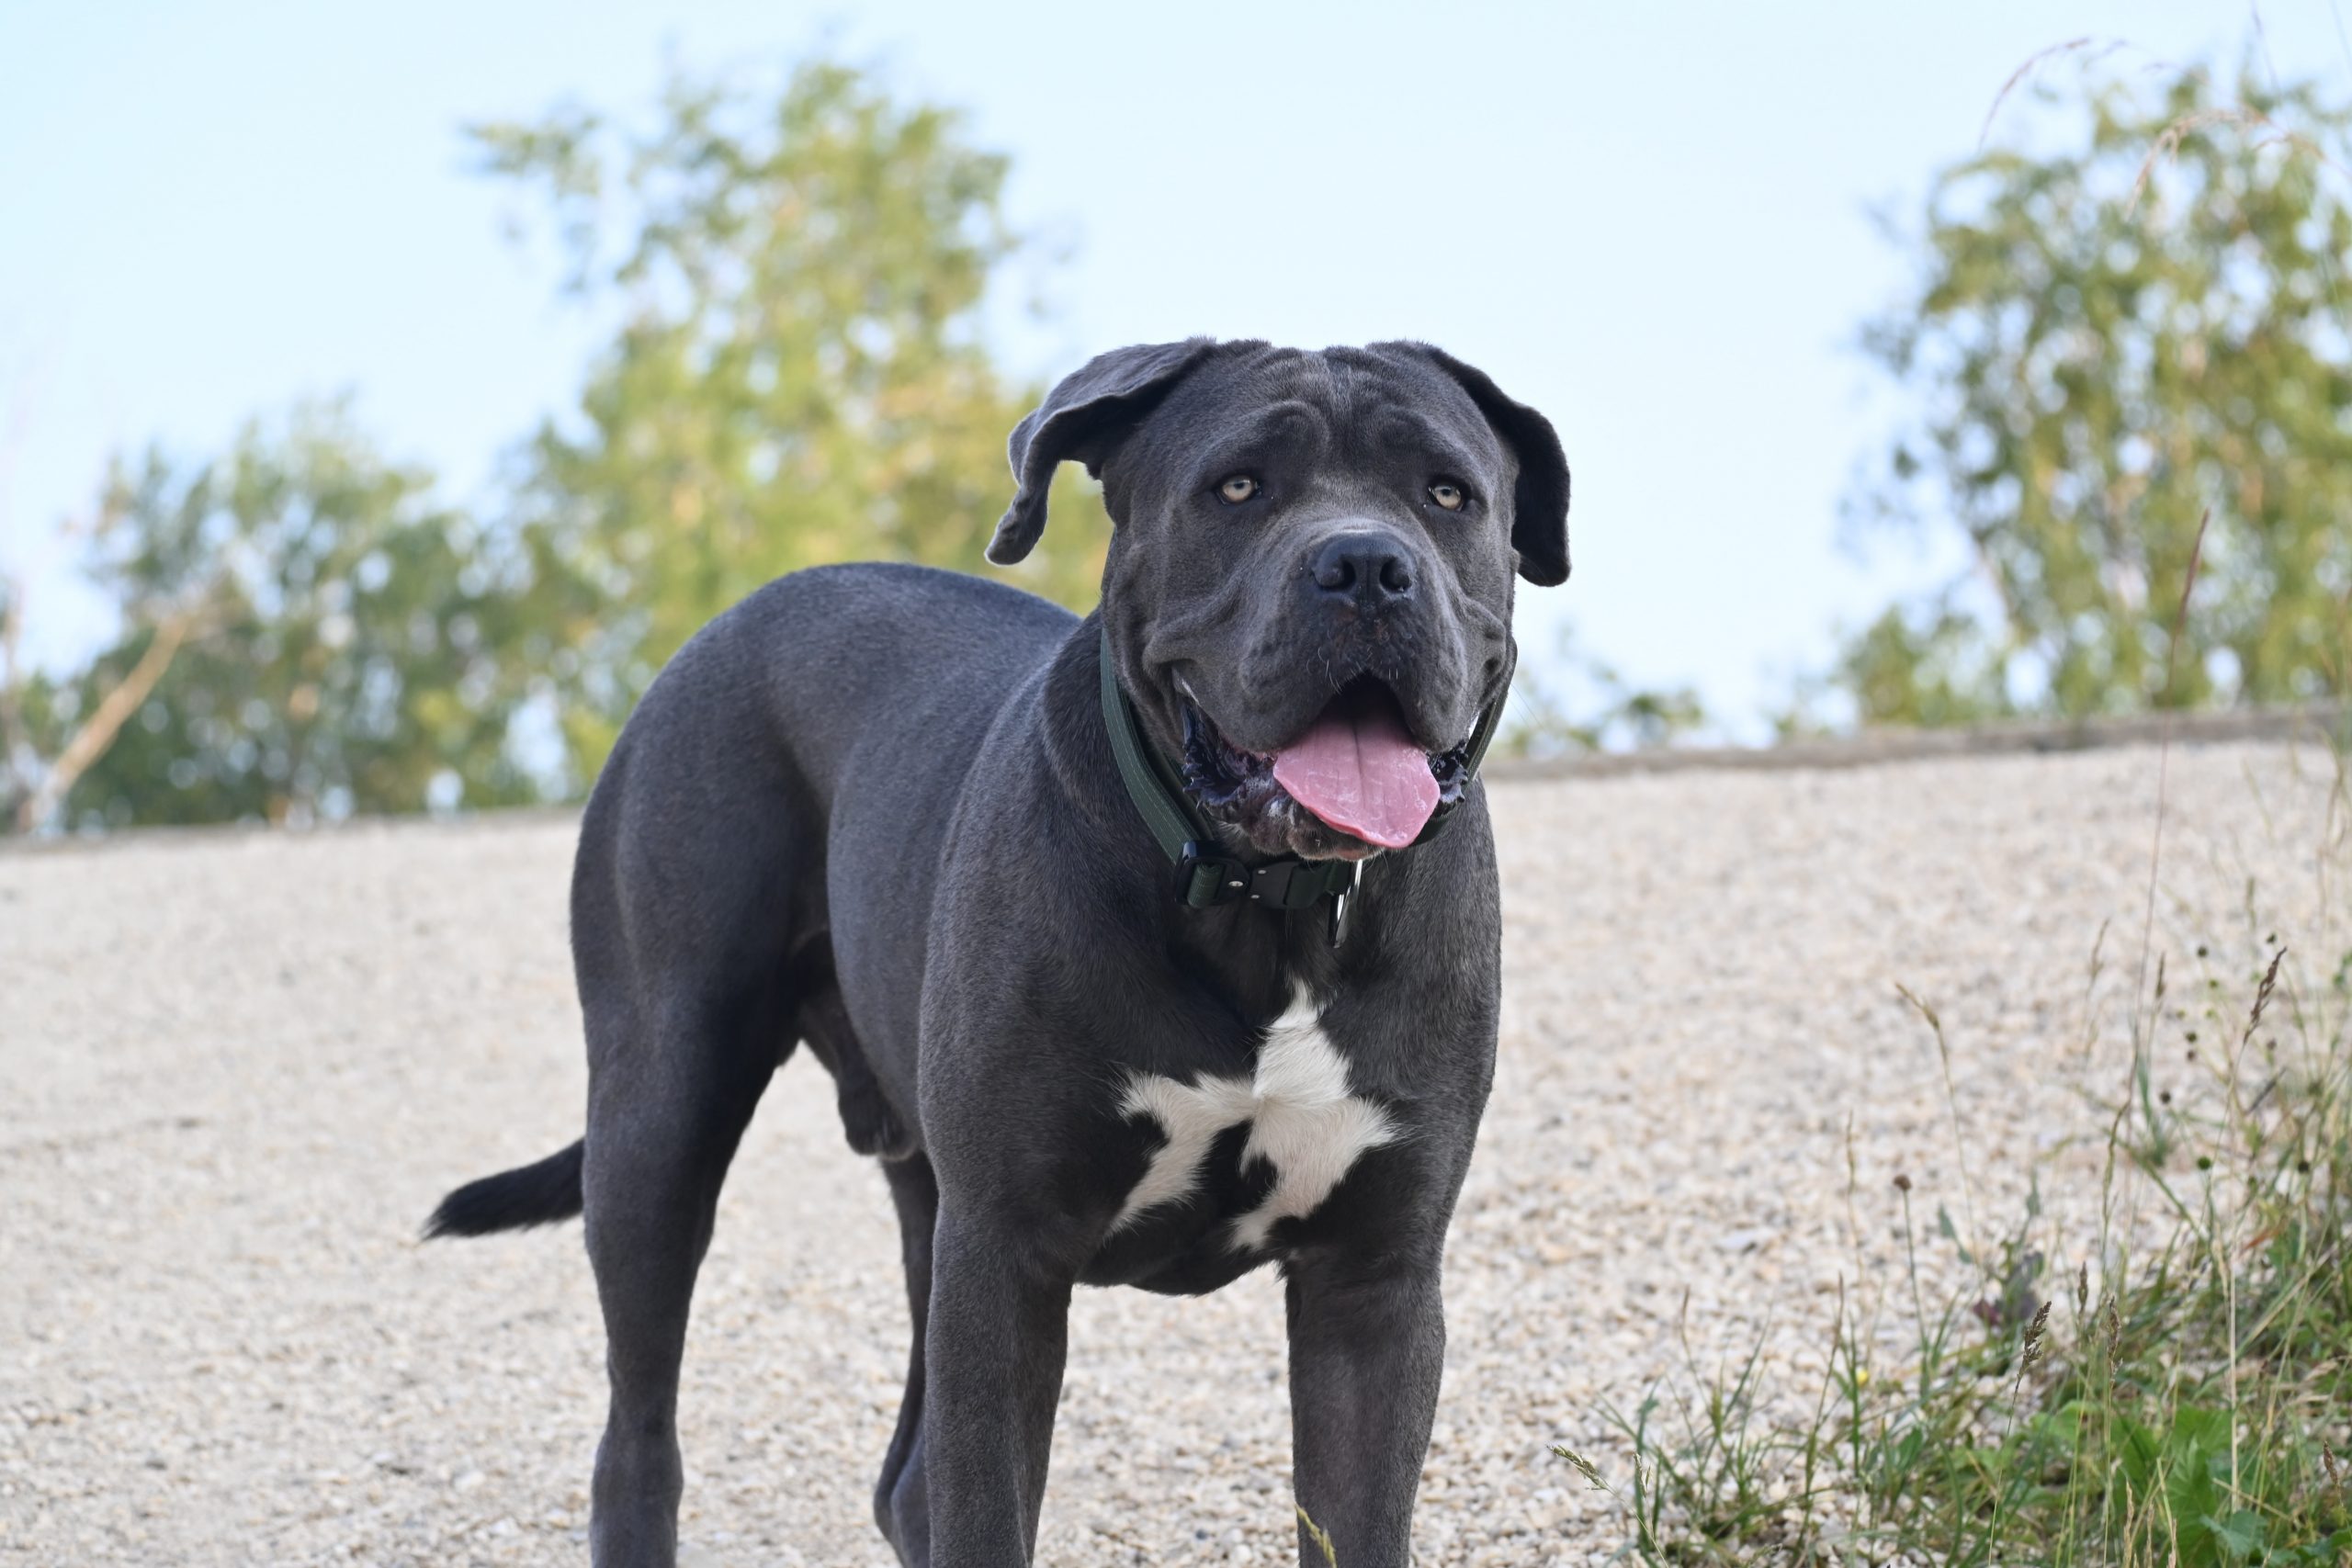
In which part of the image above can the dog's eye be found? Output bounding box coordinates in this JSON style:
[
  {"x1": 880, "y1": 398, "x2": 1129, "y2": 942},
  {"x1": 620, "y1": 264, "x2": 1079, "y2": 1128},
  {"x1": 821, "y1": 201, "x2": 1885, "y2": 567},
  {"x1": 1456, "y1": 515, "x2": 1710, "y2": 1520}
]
[
  {"x1": 1428, "y1": 479, "x2": 1468, "y2": 512},
  {"x1": 1217, "y1": 475, "x2": 1259, "y2": 504}
]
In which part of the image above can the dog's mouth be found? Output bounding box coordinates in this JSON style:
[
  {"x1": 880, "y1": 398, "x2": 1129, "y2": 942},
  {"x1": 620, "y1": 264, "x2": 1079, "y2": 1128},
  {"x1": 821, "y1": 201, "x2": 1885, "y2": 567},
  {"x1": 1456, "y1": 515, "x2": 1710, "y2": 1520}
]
[{"x1": 1178, "y1": 676, "x2": 1474, "y2": 860}]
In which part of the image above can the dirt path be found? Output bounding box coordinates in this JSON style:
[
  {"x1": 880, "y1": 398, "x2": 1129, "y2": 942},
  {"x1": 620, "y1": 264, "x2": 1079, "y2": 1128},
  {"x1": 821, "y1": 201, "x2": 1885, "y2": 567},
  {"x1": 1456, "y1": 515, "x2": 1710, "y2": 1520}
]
[{"x1": 2, "y1": 739, "x2": 2339, "y2": 1565}]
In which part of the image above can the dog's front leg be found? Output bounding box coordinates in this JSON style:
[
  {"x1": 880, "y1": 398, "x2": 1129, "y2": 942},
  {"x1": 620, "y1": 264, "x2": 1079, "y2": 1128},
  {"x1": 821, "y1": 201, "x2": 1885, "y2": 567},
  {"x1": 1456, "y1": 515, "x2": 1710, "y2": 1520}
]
[
  {"x1": 917, "y1": 1207, "x2": 1073, "y2": 1566},
  {"x1": 1283, "y1": 1255, "x2": 1447, "y2": 1567}
]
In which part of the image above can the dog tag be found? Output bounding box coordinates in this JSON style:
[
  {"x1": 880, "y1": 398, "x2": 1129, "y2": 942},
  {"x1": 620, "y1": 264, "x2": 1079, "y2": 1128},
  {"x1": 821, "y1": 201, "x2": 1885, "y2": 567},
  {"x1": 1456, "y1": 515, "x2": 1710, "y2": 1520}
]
[{"x1": 1329, "y1": 861, "x2": 1361, "y2": 947}]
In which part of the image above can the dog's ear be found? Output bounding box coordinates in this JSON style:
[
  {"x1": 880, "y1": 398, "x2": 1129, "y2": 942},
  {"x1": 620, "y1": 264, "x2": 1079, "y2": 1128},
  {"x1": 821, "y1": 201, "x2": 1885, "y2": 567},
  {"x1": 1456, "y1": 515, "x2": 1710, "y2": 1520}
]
[
  {"x1": 1396, "y1": 344, "x2": 1571, "y2": 587},
  {"x1": 988, "y1": 338, "x2": 1222, "y2": 566}
]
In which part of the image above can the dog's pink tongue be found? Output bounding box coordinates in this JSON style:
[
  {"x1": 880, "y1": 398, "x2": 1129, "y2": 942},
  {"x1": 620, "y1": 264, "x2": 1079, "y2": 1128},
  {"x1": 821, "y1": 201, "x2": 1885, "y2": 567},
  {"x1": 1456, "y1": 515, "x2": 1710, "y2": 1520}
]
[{"x1": 1270, "y1": 702, "x2": 1440, "y2": 850}]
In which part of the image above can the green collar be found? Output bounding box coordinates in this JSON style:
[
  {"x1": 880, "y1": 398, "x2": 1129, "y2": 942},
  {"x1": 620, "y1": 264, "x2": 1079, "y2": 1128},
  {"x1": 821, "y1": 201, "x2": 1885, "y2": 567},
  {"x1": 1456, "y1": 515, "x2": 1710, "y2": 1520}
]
[{"x1": 1095, "y1": 626, "x2": 1505, "y2": 944}]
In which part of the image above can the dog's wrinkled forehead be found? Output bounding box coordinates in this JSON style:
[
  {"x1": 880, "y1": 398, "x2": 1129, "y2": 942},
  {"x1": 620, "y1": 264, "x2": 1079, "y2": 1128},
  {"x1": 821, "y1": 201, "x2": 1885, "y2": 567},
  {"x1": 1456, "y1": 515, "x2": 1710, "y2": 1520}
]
[{"x1": 1116, "y1": 345, "x2": 1508, "y2": 501}]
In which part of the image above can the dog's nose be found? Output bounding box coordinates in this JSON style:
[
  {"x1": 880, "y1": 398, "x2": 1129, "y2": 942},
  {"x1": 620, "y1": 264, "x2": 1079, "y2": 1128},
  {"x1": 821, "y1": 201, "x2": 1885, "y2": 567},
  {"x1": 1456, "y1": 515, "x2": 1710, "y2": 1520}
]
[{"x1": 1308, "y1": 533, "x2": 1416, "y2": 609}]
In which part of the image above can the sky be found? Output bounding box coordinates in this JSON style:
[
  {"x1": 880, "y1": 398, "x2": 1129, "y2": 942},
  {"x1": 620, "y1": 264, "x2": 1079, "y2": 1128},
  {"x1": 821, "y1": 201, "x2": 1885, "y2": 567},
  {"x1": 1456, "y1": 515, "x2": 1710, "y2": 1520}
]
[{"x1": 4, "y1": 1, "x2": 2349, "y2": 738}]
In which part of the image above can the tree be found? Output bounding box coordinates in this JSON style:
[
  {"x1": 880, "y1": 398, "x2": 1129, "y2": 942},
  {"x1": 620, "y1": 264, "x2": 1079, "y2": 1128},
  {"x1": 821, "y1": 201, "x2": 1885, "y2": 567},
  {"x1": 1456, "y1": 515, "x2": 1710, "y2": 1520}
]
[
  {"x1": 478, "y1": 60, "x2": 1114, "y2": 782},
  {"x1": 27, "y1": 404, "x2": 543, "y2": 829},
  {"x1": 1838, "y1": 63, "x2": 2352, "y2": 725}
]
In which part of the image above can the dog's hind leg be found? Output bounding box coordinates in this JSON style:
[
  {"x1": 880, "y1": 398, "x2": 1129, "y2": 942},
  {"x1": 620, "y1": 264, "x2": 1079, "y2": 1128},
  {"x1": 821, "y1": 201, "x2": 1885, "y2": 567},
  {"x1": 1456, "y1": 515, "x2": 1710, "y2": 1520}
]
[
  {"x1": 579, "y1": 985, "x2": 779, "y2": 1568},
  {"x1": 873, "y1": 1153, "x2": 939, "y2": 1565},
  {"x1": 783, "y1": 942, "x2": 931, "y2": 1560},
  {"x1": 560, "y1": 659, "x2": 833, "y2": 1565}
]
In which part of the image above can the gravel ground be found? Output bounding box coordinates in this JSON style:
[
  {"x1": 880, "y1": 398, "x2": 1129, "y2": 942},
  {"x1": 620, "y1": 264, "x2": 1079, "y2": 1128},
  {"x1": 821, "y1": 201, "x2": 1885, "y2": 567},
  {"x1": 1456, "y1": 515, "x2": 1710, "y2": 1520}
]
[{"x1": 2, "y1": 739, "x2": 2342, "y2": 1566}]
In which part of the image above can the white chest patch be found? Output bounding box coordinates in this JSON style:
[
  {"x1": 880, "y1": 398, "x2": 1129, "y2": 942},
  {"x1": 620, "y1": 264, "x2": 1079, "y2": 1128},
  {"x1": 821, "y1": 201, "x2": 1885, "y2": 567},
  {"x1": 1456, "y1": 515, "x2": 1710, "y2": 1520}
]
[{"x1": 1110, "y1": 987, "x2": 1397, "y2": 1253}]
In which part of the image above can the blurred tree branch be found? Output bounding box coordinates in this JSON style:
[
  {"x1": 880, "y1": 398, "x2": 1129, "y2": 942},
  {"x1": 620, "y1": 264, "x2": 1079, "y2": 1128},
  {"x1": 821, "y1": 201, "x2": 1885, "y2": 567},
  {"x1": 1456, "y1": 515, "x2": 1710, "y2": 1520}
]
[{"x1": 10, "y1": 593, "x2": 205, "y2": 833}]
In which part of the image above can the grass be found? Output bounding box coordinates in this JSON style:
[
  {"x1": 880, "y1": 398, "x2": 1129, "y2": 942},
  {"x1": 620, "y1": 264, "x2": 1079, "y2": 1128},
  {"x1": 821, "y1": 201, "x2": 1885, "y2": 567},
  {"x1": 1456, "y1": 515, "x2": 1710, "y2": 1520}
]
[{"x1": 1554, "y1": 718, "x2": 2352, "y2": 1566}]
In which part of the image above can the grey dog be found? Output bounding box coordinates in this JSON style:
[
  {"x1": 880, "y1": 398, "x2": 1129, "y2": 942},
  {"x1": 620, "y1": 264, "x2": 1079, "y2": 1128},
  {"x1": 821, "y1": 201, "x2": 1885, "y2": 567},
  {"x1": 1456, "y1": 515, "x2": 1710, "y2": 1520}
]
[{"x1": 428, "y1": 337, "x2": 1569, "y2": 1566}]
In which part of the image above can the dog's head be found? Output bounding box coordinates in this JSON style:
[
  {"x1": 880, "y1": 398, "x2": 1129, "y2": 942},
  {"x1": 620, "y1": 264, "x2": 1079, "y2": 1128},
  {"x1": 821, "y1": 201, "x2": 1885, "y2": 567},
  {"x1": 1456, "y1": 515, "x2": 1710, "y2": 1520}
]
[{"x1": 991, "y1": 339, "x2": 1569, "y2": 861}]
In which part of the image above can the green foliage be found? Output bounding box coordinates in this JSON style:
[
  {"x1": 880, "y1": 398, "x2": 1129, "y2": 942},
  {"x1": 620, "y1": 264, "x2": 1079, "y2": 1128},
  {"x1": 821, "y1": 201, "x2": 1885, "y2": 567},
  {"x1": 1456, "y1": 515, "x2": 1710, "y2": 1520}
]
[
  {"x1": 477, "y1": 60, "x2": 1112, "y2": 781},
  {"x1": 1498, "y1": 626, "x2": 1707, "y2": 758},
  {"x1": 1842, "y1": 64, "x2": 2352, "y2": 726},
  {"x1": 8, "y1": 57, "x2": 1114, "y2": 829},
  {"x1": 1829, "y1": 600, "x2": 2010, "y2": 729},
  {"x1": 51, "y1": 405, "x2": 543, "y2": 828}
]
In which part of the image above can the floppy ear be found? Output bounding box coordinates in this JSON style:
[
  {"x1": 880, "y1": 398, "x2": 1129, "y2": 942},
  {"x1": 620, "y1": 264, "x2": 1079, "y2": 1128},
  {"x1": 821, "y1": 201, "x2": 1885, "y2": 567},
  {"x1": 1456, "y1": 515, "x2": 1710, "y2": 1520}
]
[
  {"x1": 987, "y1": 338, "x2": 1223, "y2": 566},
  {"x1": 1403, "y1": 344, "x2": 1572, "y2": 587}
]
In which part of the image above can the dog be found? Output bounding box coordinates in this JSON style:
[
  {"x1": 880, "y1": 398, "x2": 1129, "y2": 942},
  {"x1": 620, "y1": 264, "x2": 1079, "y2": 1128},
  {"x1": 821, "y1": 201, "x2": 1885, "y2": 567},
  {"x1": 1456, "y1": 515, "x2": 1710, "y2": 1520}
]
[{"x1": 427, "y1": 338, "x2": 1569, "y2": 1566}]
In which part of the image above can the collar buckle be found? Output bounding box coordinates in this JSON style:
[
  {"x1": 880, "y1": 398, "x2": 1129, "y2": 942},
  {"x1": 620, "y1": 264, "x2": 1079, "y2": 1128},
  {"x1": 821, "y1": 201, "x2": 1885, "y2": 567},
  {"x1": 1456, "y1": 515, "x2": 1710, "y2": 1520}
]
[{"x1": 1174, "y1": 842, "x2": 1252, "y2": 907}]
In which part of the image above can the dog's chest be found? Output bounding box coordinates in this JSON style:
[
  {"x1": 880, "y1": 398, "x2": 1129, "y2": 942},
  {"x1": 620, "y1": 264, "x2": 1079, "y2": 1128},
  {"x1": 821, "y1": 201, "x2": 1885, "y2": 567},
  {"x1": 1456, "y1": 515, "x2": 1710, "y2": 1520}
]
[{"x1": 1105, "y1": 988, "x2": 1395, "y2": 1259}]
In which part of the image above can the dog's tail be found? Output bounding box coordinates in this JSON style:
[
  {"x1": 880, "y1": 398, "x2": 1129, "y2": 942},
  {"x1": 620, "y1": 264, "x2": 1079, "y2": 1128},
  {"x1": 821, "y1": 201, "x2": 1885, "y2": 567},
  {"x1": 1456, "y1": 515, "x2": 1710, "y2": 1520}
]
[{"x1": 424, "y1": 1140, "x2": 585, "y2": 1239}]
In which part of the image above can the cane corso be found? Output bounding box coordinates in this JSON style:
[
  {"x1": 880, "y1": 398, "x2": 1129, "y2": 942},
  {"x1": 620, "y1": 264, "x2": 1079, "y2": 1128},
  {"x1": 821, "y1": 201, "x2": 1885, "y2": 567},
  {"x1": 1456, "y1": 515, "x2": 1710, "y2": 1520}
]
[{"x1": 428, "y1": 338, "x2": 1569, "y2": 1566}]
